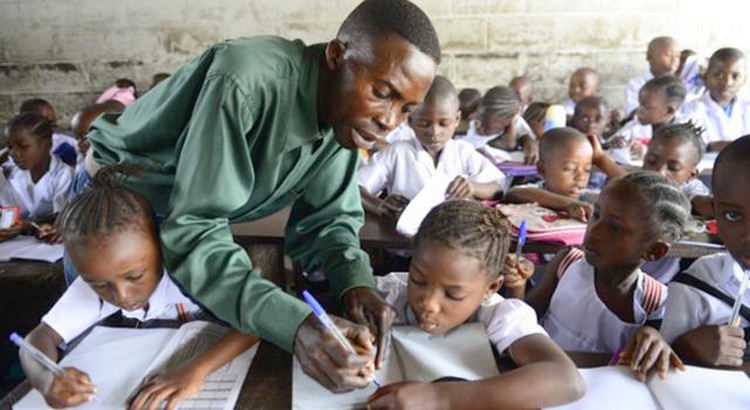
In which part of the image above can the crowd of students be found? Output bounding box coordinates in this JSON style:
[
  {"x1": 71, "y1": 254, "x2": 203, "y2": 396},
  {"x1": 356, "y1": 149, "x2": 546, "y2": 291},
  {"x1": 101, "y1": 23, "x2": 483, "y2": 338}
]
[{"x1": 1, "y1": 0, "x2": 749, "y2": 408}]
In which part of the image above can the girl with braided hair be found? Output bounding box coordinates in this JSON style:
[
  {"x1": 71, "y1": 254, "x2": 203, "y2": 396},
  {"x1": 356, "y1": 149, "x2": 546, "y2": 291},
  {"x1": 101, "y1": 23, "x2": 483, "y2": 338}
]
[{"x1": 368, "y1": 200, "x2": 583, "y2": 409}]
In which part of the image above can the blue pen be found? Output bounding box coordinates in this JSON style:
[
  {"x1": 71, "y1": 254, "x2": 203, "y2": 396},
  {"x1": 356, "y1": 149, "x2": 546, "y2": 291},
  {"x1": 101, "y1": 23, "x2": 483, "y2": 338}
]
[
  {"x1": 515, "y1": 219, "x2": 527, "y2": 262},
  {"x1": 301, "y1": 291, "x2": 382, "y2": 387},
  {"x1": 9, "y1": 332, "x2": 102, "y2": 402}
]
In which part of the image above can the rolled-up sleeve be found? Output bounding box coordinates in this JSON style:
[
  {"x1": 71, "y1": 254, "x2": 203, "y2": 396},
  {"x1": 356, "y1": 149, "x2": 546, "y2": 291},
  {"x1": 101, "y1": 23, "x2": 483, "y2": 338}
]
[
  {"x1": 160, "y1": 73, "x2": 311, "y2": 352},
  {"x1": 286, "y1": 148, "x2": 376, "y2": 304}
]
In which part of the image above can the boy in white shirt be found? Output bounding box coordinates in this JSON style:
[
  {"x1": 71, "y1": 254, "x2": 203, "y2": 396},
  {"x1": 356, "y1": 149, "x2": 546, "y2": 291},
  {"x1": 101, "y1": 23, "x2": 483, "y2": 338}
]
[
  {"x1": 625, "y1": 36, "x2": 681, "y2": 115},
  {"x1": 562, "y1": 67, "x2": 601, "y2": 117},
  {"x1": 358, "y1": 76, "x2": 505, "y2": 220},
  {"x1": 681, "y1": 47, "x2": 750, "y2": 152}
]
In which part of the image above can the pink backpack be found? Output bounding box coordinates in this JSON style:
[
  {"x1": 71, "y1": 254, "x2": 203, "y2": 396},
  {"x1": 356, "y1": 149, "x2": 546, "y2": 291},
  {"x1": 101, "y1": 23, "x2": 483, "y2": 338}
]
[{"x1": 496, "y1": 203, "x2": 586, "y2": 246}]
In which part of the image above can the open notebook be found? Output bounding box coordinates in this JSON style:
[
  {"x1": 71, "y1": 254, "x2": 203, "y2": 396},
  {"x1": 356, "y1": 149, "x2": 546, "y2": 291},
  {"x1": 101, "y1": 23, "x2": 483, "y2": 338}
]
[
  {"x1": 15, "y1": 321, "x2": 258, "y2": 410},
  {"x1": 0, "y1": 235, "x2": 64, "y2": 263},
  {"x1": 293, "y1": 323, "x2": 499, "y2": 410},
  {"x1": 548, "y1": 365, "x2": 750, "y2": 410}
]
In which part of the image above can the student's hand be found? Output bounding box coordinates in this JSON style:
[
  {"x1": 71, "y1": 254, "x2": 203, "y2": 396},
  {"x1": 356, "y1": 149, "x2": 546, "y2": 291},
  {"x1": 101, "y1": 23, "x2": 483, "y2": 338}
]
[
  {"x1": 522, "y1": 138, "x2": 538, "y2": 165},
  {"x1": 77, "y1": 137, "x2": 90, "y2": 157},
  {"x1": 501, "y1": 254, "x2": 534, "y2": 291},
  {"x1": 294, "y1": 313, "x2": 375, "y2": 392},
  {"x1": 563, "y1": 201, "x2": 593, "y2": 222},
  {"x1": 608, "y1": 135, "x2": 629, "y2": 149},
  {"x1": 344, "y1": 287, "x2": 397, "y2": 369},
  {"x1": 368, "y1": 381, "x2": 443, "y2": 410},
  {"x1": 130, "y1": 367, "x2": 207, "y2": 410},
  {"x1": 44, "y1": 367, "x2": 98, "y2": 408},
  {"x1": 675, "y1": 325, "x2": 747, "y2": 368},
  {"x1": 586, "y1": 133, "x2": 606, "y2": 164},
  {"x1": 609, "y1": 108, "x2": 625, "y2": 129},
  {"x1": 619, "y1": 326, "x2": 685, "y2": 381},
  {"x1": 34, "y1": 223, "x2": 62, "y2": 244},
  {"x1": 445, "y1": 176, "x2": 473, "y2": 199},
  {"x1": 630, "y1": 140, "x2": 646, "y2": 160},
  {"x1": 377, "y1": 195, "x2": 410, "y2": 220},
  {"x1": 0, "y1": 222, "x2": 23, "y2": 242}
]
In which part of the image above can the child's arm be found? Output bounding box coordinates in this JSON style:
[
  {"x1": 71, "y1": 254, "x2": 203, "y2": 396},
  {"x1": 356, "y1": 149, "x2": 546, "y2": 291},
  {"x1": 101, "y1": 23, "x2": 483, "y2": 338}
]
[
  {"x1": 130, "y1": 330, "x2": 260, "y2": 410},
  {"x1": 22, "y1": 323, "x2": 98, "y2": 408},
  {"x1": 359, "y1": 186, "x2": 409, "y2": 220},
  {"x1": 586, "y1": 134, "x2": 627, "y2": 179},
  {"x1": 367, "y1": 334, "x2": 584, "y2": 409},
  {"x1": 0, "y1": 222, "x2": 24, "y2": 242},
  {"x1": 690, "y1": 195, "x2": 714, "y2": 217},
  {"x1": 524, "y1": 249, "x2": 568, "y2": 318},
  {"x1": 504, "y1": 187, "x2": 592, "y2": 222},
  {"x1": 671, "y1": 325, "x2": 747, "y2": 368},
  {"x1": 519, "y1": 134, "x2": 538, "y2": 165},
  {"x1": 618, "y1": 326, "x2": 684, "y2": 381},
  {"x1": 445, "y1": 176, "x2": 502, "y2": 200}
]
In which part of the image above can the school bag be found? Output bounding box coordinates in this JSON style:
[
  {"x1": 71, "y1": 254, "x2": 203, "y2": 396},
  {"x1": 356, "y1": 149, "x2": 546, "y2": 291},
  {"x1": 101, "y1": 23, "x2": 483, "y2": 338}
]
[{"x1": 496, "y1": 203, "x2": 587, "y2": 246}]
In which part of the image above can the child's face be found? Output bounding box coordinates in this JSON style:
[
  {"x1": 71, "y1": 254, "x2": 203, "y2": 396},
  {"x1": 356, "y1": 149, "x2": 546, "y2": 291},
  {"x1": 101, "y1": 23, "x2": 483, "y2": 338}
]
[
  {"x1": 476, "y1": 111, "x2": 513, "y2": 136},
  {"x1": 410, "y1": 99, "x2": 461, "y2": 157},
  {"x1": 539, "y1": 139, "x2": 593, "y2": 197},
  {"x1": 636, "y1": 88, "x2": 673, "y2": 125},
  {"x1": 69, "y1": 229, "x2": 162, "y2": 312},
  {"x1": 705, "y1": 57, "x2": 746, "y2": 106},
  {"x1": 648, "y1": 45, "x2": 680, "y2": 76},
  {"x1": 7, "y1": 127, "x2": 51, "y2": 171},
  {"x1": 572, "y1": 106, "x2": 606, "y2": 136},
  {"x1": 713, "y1": 165, "x2": 750, "y2": 269},
  {"x1": 642, "y1": 137, "x2": 699, "y2": 185},
  {"x1": 408, "y1": 240, "x2": 501, "y2": 335},
  {"x1": 568, "y1": 72, "x2": 599, "y2": 103},
  {"x1": 326, "y1": 35, "x2": 437, "y2": 150},
  {"x1": 513, "y1": 82, "x2": 533, "y2": 106},
  {"x1": 583, "y1": 185, "x2": 655, "y2": 270},
  {"x1": 38, "y1": 105, "x2": 58, "y2": 130}
]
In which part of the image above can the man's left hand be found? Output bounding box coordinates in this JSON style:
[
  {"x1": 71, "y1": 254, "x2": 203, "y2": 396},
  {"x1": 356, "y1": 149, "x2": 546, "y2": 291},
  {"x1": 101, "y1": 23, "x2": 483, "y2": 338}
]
[{"x1": 343, "y1": 287, "x2": 396, "y2": 370}]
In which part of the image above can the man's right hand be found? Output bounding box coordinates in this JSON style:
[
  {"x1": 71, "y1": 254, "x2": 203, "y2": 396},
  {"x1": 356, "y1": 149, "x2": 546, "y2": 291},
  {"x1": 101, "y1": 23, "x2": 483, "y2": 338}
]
[
  {"x1": 45, "y1": 367, "x2": 98, "y2": 408},
  {"x1": 294, "y1": 313, "x2": 375, "y2": 393}
]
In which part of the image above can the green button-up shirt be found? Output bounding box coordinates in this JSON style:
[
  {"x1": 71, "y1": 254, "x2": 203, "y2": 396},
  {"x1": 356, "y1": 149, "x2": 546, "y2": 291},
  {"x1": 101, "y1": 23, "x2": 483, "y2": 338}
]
[{"x1": 87, "y1": 36, "x2": 376, "y2": 351}]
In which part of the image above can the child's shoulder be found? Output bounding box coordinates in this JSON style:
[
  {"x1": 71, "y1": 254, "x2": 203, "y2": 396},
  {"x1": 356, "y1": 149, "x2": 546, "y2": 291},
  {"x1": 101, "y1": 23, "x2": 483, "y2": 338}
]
[{"x1": 677, "y1": 252, "x2": 738, "y2": 288}]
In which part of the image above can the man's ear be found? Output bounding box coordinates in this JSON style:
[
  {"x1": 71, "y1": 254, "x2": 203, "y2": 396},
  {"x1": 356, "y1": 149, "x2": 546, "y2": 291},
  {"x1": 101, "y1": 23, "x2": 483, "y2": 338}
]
[
  {"x1": 645, "y1": 241, "x2": 670, "y2": 262},
  {"x1": 325, "y1": 39, "x2": 347, "y2": 70}
]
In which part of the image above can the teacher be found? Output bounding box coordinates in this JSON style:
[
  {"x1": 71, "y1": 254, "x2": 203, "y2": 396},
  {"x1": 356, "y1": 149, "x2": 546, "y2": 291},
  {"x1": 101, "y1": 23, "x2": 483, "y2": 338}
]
[{"x1": 83, "y1": 0, "x2": 440, "y2": 392}]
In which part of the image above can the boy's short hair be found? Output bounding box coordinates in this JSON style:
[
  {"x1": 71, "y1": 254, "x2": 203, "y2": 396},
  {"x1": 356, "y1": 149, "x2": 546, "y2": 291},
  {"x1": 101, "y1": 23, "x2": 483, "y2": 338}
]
[
  {"x1": 420, "y1": 75, "x2": 459, "y2": 110},
  {"x1": 713, "y1": 134, "x2": 750, "y2": 189},
  {"x1": 458, "y1": 88, "x2": 482, "y2": 117},
  {"x1": 647, "y1": 36, "x2": 678, "y2": 55},
  {"x1": 573, "y1": 96, "x2": 608, "y2": 117},
  {"x1": 539, "y1": 127, "x2": 588, "y2": 162},
  {"x1": 708, "y1": 47, "x2": 747, "y2": 69},
  {"x1": 337, "y1": 0, "x2": 440, "y2": 64},
  {"x1": 651, "y1": 121, "x2": 706, "y2": 163},
  {"x1": 641, "y1": 74, "x2": 686, "y2": 106},
  {"x1": 19, "y1": 98, "x2": 53, "y2": 115},
  {"x1": 479, "y1": 86, "x2": 521, "y2": 118}
]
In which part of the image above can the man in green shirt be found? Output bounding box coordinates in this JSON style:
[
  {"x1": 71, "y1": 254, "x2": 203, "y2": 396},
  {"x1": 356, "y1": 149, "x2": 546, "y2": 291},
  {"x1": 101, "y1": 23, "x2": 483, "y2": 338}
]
[{"x1": 83, "y1": 0, "x2": 439, "y2": 391}]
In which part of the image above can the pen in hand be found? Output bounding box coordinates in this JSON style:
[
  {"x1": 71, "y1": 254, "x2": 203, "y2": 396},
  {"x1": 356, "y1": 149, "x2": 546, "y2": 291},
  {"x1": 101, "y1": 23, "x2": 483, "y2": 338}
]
[
  {"x1": 515, "y1": 219, "x2": 527, "y2": 262},
  {"x1": 301, "y1": 291, "x2": 382, "y2": 388},
  {"x1": 728, "y1": 272, "x2": 749, "y2": 327},
  {"x1": 9, "y1": 332, "x2": 102, "y2": 402}
]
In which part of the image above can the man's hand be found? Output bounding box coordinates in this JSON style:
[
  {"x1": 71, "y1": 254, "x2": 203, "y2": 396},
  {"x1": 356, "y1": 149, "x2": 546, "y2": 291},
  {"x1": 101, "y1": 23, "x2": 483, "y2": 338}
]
[
  {"x1": 293, "y1": 314, "x2": 375, "y2": 392},
  {"x1": 674, "y1": 325, "x2": 746, "y2": 368},
  {"x1": 377, "y1": 195, "x2": 410, "y2": 220},
  {"x1": 343, "y1": 287, "x2": 397, "y2": 369}
]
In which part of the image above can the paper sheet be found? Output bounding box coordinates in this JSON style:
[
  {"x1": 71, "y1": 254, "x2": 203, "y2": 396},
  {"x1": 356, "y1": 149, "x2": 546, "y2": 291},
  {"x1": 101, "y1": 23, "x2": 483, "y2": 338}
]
[
  {"x1": 0, "y1": 235, "x2": 64, "y2": 262},
  {"x1": 15, "y1": 322, "x2": 258, "y2": 410},
  {"x1": 395, "y1": 173, "x2": 452, "y2": 237},
  {"x1": 292, "y1": 323, "x2": 499, "y2": 410}
]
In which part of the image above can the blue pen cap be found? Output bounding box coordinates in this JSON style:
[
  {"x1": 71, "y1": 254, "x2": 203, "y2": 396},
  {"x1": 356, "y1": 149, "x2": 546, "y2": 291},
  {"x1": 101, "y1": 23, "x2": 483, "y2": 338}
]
[
  {"x1": 9, "y1": 332, "x2": 21, "y2": 345},
  {"x1": 302, "y1": 290, "x2": 326, "y2": 317},
  {"x1": 518, "y1": 219, "x2": 527, "y2": 246}
]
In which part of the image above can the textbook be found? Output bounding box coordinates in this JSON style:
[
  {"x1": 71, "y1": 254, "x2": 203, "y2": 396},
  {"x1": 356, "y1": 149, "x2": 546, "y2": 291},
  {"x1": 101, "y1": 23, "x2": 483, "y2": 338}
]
[
  {"x1": 0, "y1": 235, "x2": 64, "y2": 263},
  {"x1": 15, "y1": 321, "x2": 259, "y2": 410},
  {"x1": 548, "y1": 365, "x2": 750, "y2": 410},
  {"x1": 395, "y1": 172, "x2": 452, "y2": 237},
  {"x1": 292, "y1": 323, "x2": 500, "y2": 409}
]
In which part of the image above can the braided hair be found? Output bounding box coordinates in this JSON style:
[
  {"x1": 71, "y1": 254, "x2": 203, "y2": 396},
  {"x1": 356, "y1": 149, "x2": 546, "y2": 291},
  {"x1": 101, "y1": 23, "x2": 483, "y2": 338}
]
[
  {"x1": 479, "y1": 86, "x2": 521, "y2": 119},
  {"x1": 608, "y1": 171, "x2": 691, "y2": 243},
  {"x1": 413, "y1": 200, "x2": 510, "y2": 276},
  {"x1": 57, "y1": 165, "x2": 155, "y2": 245},
  {"x1": 651, "y1": 120, "x2": 706, "y2": 163},
  {"x1": 7, "y1": 113, "x2": 53, "y2": 141}
]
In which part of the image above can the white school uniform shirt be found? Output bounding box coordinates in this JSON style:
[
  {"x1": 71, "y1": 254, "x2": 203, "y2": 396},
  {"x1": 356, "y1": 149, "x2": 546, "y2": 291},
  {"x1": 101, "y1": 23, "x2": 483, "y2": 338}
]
[
  {"x1": 542, "y1": 248, "x2": 668, "y2": 353},
  {"x1": 2, "y1": 132, "x2": 79, "y2": 168},
  {"x1": 461, "y1": 116, "x2": 537, "y2": 150},
  {"x1": 377, "y1": 272, "x2": 547, "y2": 355},
  {"x1": 661, "y1": 253, "x2": 750, "y2": 343},
  {"x1": 625, "y1": 72, "x2": 653, "y2": 115},
  {"x1": 0, "y1": 155, "x2": 73, "y2": 219},
  {"x1": 680, "y1": 55, "x2": 707, "y2": 107},
  {"x1": 385, "y1": 121, "x2": 415, "y2": 144},
  {"x1": 681, "y1": 91, "x2": 750, "y2": 143},
  {"x1": 43, "y1": 270, "x2": 205, "y2": 345},
  {"x1": 680, "y1": 178, "x2": 710, "y2": 200},
  {"x1": 562, "y1": 99, "x2": 576, "y2": 117},
  {"x1": 357, "y1": 138, "x2": 506, "y2": 200},
  {"x1": 608, "y1": 112, "x2": 696, "y2": 165}
]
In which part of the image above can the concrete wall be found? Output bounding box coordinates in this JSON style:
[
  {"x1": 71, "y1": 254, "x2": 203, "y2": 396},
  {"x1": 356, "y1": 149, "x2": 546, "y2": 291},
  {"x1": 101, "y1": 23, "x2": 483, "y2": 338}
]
[{"x1": 1, "y1": 0, "x2": 748, "y2": 129}]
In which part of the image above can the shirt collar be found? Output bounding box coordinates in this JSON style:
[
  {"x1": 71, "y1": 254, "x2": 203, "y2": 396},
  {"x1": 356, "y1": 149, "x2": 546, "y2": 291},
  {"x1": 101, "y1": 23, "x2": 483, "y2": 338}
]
[
  {"x1": 281, "y1": 43, "x2": 332, "y2": 153},
  {"x1": 120, "y1": 269, "x2": 171, "y2": 320}
]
